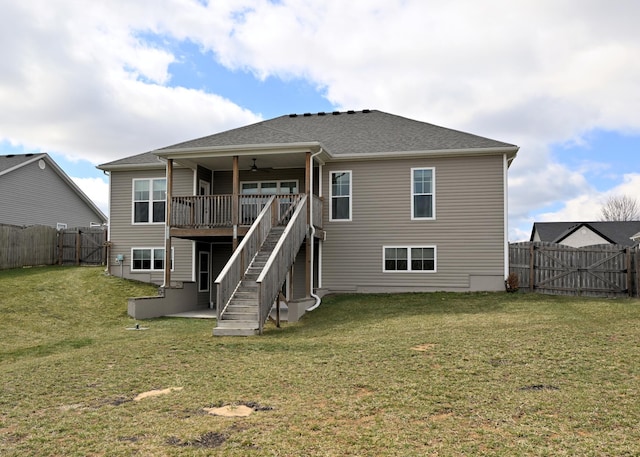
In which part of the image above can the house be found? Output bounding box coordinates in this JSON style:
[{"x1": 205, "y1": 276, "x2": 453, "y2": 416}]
[
  {"x1": 98, "y1": 110, "x2": 518, "y2": 335},
  {"x1": 530, "y1": 221, "x2": 640, "y2": 248},
  {"x1": 0, "y1": 153, "x2": 107, "y2": 229}
]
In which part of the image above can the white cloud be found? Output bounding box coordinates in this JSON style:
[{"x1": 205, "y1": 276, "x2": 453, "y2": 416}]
[
  {"x1": 0, "y1": 0, "x2": 639, "y2": 233},
  {"x1": 71, "y1": 176, "x2": 110, "y2": 216},
  {"x1": 0, "y1": 0, "x2": 260, "y2": 165}
]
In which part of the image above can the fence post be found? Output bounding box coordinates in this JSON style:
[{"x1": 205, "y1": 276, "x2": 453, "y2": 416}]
[
  {"x1": 626, "y1": 247, "x2": 632, "y2": 297},
  {"x1": 75, "y1": 230, "x2": 81, "y2": 266},
  {"x1": 529, "y1": 242, "x2": 535, "y2": 292},
  {"x1": 58, "y1": 231, "x2": 63, "y2": 265}
]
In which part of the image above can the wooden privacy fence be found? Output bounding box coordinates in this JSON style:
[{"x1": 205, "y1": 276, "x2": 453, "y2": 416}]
[
  {"x1": 510, "y1": 241, "x2": 639, "y2": 298},
  {"x1": 0, "y1": 224, "x2": 58, "y2": 270},
  {"x1": 58, "y1": 227, "x2": 108, "y2": 266},
  {"x1": 0, "y1": 225, "x2": 107, "y2": 270}
]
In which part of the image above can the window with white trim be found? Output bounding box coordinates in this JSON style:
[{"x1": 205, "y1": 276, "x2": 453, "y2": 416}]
[
  {"x1": 133, "y1": 178, "x2": 166, "y2": 223},
  {"x1": 383, "y1": 246, "x2": 436, "y2": 272},
  {"x1": 198, "y1": 251, "x2": 210, "y2": 292},
  {"x1": 330, "y1": 170, "x2": 352, "y2": 221},
  {"x1": 131, "y1": 248, "x2": 173, "y2": 271},
  {"x1": 240, "y1": 180, "x2": 299, "y2": 195},
  {"x1": 411, "y1": 168, "x2": 435, "y2": 220}
]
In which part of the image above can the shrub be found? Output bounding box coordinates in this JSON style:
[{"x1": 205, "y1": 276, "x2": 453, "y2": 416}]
[{"x1": 505, "y1": 272, "x2": 520, "y2": 292}]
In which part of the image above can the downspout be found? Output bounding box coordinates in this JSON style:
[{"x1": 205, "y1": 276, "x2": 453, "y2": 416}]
[
  {"x1": 503, "y1": 153, "x2": 509, "y2": 279},
  {"x1": 306, "y1": 148, "x2": 323, "y2": 311}
]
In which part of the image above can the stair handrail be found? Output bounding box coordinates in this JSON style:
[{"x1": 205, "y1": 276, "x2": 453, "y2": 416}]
[
  {"x1": 215, "y1": 195, "x2": 276, "y2": 319},
  {"x1": 256, "y1": 194, "x2": 308, "y2": 334}
]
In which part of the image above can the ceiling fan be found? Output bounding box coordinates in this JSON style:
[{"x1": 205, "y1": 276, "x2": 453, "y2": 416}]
[{"x1": 249, "y1": 158, "x2": 270, "y2": 172}]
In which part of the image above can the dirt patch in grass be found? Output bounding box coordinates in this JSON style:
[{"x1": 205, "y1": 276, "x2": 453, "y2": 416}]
[
  {"x1": 519, "y1": 384, "x2": 560, "y2": 391},
  {"x1": 133, "y1": 386, "x2": 183, "y2": 401},
  {"x1": 203, "y1": 401, "x2": 273, "y2": 417},
  {"x1": 167, "y1": 431, "x2": 226, "y2": 449},
  {"x1": 410, "y1": 343, "x2": 436, "y2": 352}
]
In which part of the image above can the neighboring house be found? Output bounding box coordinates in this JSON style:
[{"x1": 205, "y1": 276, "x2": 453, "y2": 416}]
[
  {"x1": 0, "y1": 153, "x2": 107, "y2": 229},
  {"x1": 98, "y1": 109, "x2": 518, "y2": 335},
  {"x1": 530, "y1": 221, "x2": 640, "y2": 248}
]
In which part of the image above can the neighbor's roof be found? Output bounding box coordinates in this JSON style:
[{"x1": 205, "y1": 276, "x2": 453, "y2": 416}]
[
  {"x1": 99, "y1": 109, "x2": 518, "y2": 168},
  {"x1": 0, "y1": 153, "x2": 42, "y2": 174},
  {"x1": 531, "y1": 221, "x2": 640, "y2": 246},
  {"x1": 0, "y1": 153, "x2": 107, "y2": 222}
]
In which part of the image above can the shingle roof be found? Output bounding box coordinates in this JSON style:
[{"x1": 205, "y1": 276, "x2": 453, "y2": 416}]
[
  {"x1": 159, "y1": 110, "x2": 516, "y2": 154},
  {"x1": 99, "y1": 110, "x2": 517, "y2": 168},
  {"x1": 532, "y1": 221, "x2": 640, "y2": 246},
  {"x1": 0, "y1": 153, "x2": 44, "y2": 174}
]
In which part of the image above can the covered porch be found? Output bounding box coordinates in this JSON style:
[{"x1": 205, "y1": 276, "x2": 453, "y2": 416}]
[{"x1": 156, "y1": 148, "x2": 325, "y2": 331}]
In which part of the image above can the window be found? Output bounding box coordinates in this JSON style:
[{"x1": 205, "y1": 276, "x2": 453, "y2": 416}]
[
  {"x1": 240, "y1": 180, "x2": 299, "y2": 195},
  {"x1": 133, "y1": 178, "x2": 166, "y2": 223},
  {"x1": 330, "y1": 171, "x2": 352, "y2": 221},
  {"x1": 131, "y1": 248, "x2": 173, "y2": 271},
  {"x1": 411, "y1": 168, "x2": 435, "y2": 220},
  {"x1": 383, "y1": 246, "x2": 436, "y2": 272},
  {"x1": 240, "y1": 180, "x2": 300, "y2": 223},
  {"x1": 198, "y1": 251, "x2": 210, "y2": 292},
  {"x1": 56, "y1": 223, "x2": 67, "y2": 230}
]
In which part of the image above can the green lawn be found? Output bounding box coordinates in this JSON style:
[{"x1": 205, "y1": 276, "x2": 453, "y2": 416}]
[{"x1": 1, "y1": 266, "x2": 639, "y2": 456}]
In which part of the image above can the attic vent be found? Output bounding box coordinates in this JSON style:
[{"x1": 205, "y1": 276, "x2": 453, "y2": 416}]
[
  {"x1": 332, "y1": 111, "x2": 340, "y2": 115},
  {"x1": 303, "y1": 113, "x2": 312, "y2": 117},
  {"x1": 6, "y1": 154, "x2": 15, "y2": 158},
  {"x1": 318, "y1": 111, "x2": 326, "y2": 116},
  {"x1": 289, "y1": 113, "x2": 298, "y2": 117},
  {"x1": 347, "y1": 110, "x2": 355, "y2": 114},
  {"x1": 363, "y1": 109, "x2": 371, "y2": 113},
  {"x1": 25, "y1": 153, "x2": 34, "y2": 157}
]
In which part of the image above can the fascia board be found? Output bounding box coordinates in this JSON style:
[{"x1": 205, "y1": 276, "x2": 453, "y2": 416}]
[
  {"x1": 323, "y1": 146, "x2": 519, "y2": 162},
  {"x1": 154, "y1": 142, "x2": 322, "y2": 158}
]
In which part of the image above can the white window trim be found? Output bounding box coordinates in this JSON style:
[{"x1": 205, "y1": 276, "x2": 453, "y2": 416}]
[
  {"x1": 130, "y1": 247, "x2": 174, "y2": 272},
  {"x1": 132, "y1": 178, "x2": 167, "y2": 225},
  {"x1": 198, "y1": 250, "x2": 210, "y2": 293},
  {"x1": 382, "y1": 245, "x2": 437, "y2": 273},
  {"x1": 56, "y1": 223, "x2": 67, "y2": 230},
  {"x1": 329, "y1": 170, "x2": 352, "y2": 222},
  {"x1": 411, "y1": 167, "x2": 436, "y2": 221}
]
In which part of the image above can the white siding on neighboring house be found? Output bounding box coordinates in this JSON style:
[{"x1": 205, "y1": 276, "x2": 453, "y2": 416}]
[
  {"x1": 0, "y1": 158, "x2": 104, "y2": 228},
  {"x1": 559, "y1": 228, "x2": 610, "y2": 247},
  {"x1": 109, "y1": 168, "x2": 194, "y2": 284}
]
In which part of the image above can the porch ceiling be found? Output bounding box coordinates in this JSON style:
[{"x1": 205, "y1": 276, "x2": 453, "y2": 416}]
[{"x1": 175, "y1": 151, "x2": 310, "y2": 172}]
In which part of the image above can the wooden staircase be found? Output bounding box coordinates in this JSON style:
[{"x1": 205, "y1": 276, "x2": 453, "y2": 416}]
[{"x1": 213, "y1": 227, "x2": 285, "y2": 336}]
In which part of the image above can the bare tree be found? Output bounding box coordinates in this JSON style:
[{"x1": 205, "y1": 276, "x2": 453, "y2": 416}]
[{"x1": 599, "y1": 195, "x2": 640, "y2": 221}]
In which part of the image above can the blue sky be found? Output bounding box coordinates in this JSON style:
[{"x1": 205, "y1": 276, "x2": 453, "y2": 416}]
[{"x1": 1, "y1": 0, "x2": 639, "y2": 241}]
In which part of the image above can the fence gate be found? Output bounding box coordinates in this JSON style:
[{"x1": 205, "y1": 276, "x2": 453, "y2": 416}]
[
  {"x1": 58, "y1": 227, "x2": 107, "y2": 265},
  {"x1": 510, "y1": 242, "x2": 637, "y2": 297}
]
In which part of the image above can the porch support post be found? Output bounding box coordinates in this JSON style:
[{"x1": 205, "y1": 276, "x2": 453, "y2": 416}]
[
  {"x1": 164, "y1": 158, "x2": 173, "y2": 287},
  {"x1": 232, "y1": 155, "x2": 239, "y2": 251},
  {"x1": 305, "y1": 151, "x2": 312, "y2": 297}
]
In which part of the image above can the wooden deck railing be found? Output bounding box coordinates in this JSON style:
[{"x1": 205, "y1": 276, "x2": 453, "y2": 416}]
[
  {"x1": 171, "y1": 194, "x2": 313, "y2": 229},
  {"x1": 214, "y1": 196, "x2": 277, "y2": 318},
  {"x1": 256, "y1": 195, "x2": 308, "y2": 334},
  {"x1": 172, "y1": 195, "x2": 233, "y2": 228}
]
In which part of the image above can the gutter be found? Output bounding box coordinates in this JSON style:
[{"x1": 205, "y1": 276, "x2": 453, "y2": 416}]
[{"x1": 306, "y1": 148, "x2": 324, "y2": 311}]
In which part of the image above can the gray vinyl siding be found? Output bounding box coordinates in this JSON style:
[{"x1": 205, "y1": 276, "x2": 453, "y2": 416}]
[
  {"x1": 321, "y1": 155, "x2": 506, "y2": 292},
  {"x1": 108, "y1": 168, "x2": 194, "y2": 284},
  {"x1": 0, "y1": 160, "x2": 104, "y2": 228}
]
